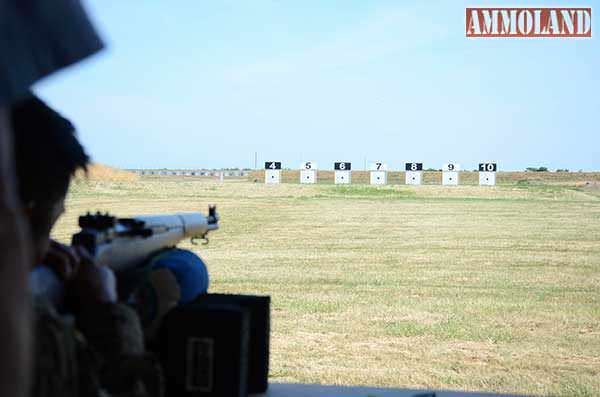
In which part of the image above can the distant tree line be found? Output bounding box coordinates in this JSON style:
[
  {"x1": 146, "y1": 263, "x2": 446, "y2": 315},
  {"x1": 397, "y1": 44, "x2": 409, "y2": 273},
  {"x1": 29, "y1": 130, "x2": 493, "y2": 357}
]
[
  {"x1": 525, "y1": 167, "x2": 570, "y2": 172},
  {"x1": 525, "y1": 166, "x2": 548, "y2": 172}
]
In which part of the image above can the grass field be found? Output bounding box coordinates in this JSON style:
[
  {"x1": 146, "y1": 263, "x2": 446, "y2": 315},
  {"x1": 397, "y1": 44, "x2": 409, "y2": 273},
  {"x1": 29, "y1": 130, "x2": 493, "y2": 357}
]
[{"x1": 52, "y1": 177, "x2": 600, "y2": 396}]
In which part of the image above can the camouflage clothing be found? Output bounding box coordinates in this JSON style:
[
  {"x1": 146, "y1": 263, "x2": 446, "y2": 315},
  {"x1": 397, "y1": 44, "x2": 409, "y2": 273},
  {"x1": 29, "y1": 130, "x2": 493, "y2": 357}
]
[{"x1": 32, "y1": 298, "x2": 163, "y2": 397}]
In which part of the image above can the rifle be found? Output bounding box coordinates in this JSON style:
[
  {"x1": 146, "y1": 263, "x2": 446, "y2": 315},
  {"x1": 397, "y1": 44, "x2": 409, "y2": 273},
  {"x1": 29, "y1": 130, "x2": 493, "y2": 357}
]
[
  {"x1": 72, "y1": 206, "x2": 219, "y2": 271},
  {"x1": 31, "y1": 206, "x2": 219, "y2": 303}
]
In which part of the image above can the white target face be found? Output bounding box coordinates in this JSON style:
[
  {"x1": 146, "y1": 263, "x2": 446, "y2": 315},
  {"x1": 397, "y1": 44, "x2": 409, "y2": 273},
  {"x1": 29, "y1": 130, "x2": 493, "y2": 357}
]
[
  {"x1": 265, "y1": 170, "x2": 281, "y2": 184},
  {"x1": 370, "y1": 170, "x2": 387, "y2": 185},
  {"x1": 442, "y1": 171, "x2": 459, "y2": 185},
  {"x1": 335, "y1": 170, "x2": 351, "y2": 184},
  {"x1": 405, "y1": 171, "x2": 422, "y2": 185},
  {"x1": 300, "y1": 169, "x2": 316, "y2": 184},
  {"x1": 479, "y1": 172, "x2": 496, "y2": 186}
]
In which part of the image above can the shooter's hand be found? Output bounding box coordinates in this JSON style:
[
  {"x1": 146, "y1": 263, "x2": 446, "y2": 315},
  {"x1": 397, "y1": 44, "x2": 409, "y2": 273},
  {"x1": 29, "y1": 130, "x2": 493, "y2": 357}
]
[
  {"x1": 67, "y1": 246, "x2": 118, "y2": 308},
  {"x1": 43, "y1": 240, "x2": 81, "y2": 282}
]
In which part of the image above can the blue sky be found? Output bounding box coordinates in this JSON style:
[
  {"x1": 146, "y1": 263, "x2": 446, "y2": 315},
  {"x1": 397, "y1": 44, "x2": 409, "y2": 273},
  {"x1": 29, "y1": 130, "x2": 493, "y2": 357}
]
[{"x1": 35, "y1": 0, "x2": 598, "y2": 171}]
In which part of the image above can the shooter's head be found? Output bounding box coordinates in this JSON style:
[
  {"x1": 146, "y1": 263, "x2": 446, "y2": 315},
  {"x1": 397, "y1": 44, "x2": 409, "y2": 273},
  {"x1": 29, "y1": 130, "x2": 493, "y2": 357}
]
[{"x1": 11, "y1": 95, "x2": 90, "y2": 263}]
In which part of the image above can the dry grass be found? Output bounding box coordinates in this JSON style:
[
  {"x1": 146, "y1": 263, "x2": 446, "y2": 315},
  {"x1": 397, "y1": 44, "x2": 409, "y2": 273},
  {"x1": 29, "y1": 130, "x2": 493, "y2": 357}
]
[
  {"x1": 53, "y1": 178, "x2": 600, "y2": 396},
  {"x1": 74, "y1": 163, "x2": 139, "y2": 182}
]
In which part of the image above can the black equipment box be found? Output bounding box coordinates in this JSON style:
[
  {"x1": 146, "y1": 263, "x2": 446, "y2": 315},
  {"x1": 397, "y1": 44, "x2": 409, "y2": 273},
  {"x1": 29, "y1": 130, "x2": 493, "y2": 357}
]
[
  {"x1": 193, "y1": 294, "x2": 271, "y2": 394},
  {"x1": 159, "y1": 303, "x2": 250, "y2": 397}
]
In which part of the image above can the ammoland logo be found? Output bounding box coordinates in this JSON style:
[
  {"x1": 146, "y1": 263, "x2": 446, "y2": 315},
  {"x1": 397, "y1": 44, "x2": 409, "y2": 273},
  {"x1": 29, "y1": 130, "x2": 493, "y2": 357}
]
[{"x1": 466, "y1": 7, "x2": 592, "y2": 37}]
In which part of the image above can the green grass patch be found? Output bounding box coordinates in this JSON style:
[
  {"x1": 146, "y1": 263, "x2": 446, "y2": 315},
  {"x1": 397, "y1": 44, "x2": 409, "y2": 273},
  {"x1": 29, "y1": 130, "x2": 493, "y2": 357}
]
[
  {"x1": 384, "y1": 321, "x2": 430, "y2": 337},
  {"x1": 290, "y1": 299, "x2": 344, "y2": 314},
  {"x1": 327, "y1": 185, "x2": 417, "y2": 199},
  {"x1": 515, "y1": 180, "x2": 575, "y2": 194},
  {"x1": 558, "y1": 378, "x2": 599, "y2": 397}
]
